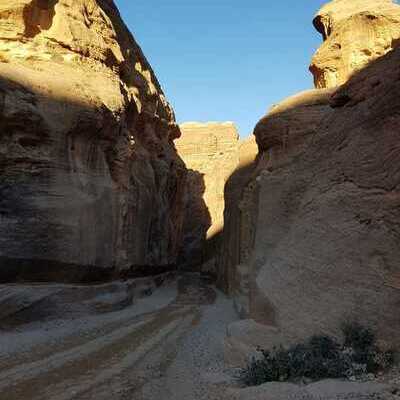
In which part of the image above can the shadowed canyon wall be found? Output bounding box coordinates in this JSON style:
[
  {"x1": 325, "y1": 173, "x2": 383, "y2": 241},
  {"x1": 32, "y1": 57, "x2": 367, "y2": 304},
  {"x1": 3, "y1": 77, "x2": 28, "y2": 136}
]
[
  {"x1": 224, "y1": 0, "x2": 400, "y2": 365},
  {"x1": 216, "y1": 136, "x2": 258, "y2": 292},
  {"x1": 175, "y1": 122, "x2": 251, "y2": 274},
  {"x1": 0, "y1": 0, "x2": 186, "y2": 282}
]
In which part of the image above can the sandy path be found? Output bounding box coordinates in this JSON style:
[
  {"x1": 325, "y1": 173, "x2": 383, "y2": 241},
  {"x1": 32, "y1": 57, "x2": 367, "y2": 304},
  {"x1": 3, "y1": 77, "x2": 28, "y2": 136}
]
[{"x1": 0, "y1": 274, "x2": 238, "y2": 400}]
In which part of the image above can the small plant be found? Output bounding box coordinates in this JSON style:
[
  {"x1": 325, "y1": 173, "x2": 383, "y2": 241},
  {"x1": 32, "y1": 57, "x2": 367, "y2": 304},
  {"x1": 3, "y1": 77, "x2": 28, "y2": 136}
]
[
  {"x1": 239, "y1": 323, "x2": 396, "y2": 387},
  {"x1": 342, "y1": 322, "x2": 375, "y2": 352},
  {"x1": 342, "y1": 322, "x2": 395, "y2": 373}
]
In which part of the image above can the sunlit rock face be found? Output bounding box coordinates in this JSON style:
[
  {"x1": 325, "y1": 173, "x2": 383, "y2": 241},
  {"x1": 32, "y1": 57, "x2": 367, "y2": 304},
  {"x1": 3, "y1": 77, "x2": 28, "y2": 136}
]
[
  {"x1": 0, "y1": 0, "x2": 186, "y2": 282},
  {"x1": 175, "y1": 122, "x2": 241, "y2": 273},
  {"x1": 310, "y1": 0, "x2": 400, "y2": 88},
  {"x1": 222, "y1": 0, "x2": 400, "y2": 358}
]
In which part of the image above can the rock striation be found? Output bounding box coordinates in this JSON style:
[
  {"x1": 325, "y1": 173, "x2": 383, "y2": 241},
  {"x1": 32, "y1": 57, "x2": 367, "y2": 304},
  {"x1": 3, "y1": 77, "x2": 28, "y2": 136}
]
[
  {"x1": 223, "y1": 0, "x2": 400, "y2": 364},
  {"x1": 310, "y1": 0, "x2": 400, "y2": 88},
  {"x1": 0, "y1": 0, "x2": 186, "y2": 282},
  {"x1": 175, "y1": 122, "x2": 242, "y2": 272}
]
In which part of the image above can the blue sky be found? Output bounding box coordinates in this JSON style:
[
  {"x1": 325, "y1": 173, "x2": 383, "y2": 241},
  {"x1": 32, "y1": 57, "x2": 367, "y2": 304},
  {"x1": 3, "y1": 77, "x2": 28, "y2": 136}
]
[{"x1": 114, "y1": 1, "x2": 328, "y2": 137}]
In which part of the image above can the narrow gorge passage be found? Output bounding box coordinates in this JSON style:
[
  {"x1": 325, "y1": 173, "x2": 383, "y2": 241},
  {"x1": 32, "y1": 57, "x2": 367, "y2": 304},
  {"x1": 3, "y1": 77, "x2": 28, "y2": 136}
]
[
  {"x1": 0, "y1": 275, "x2": 238, "y2": 400},
  {"x1": 1, "y1": 0, "x2": 400, "y2": 399}
]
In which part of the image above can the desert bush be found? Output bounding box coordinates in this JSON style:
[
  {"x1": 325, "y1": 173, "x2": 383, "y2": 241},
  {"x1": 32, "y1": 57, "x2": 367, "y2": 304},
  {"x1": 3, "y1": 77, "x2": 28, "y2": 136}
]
[
  {"x1": 342, "y1": 322, "x2": 375, "y2": 352},
  {"x1": 239, "y1": 323, "x2": 395, "y2": 387}
]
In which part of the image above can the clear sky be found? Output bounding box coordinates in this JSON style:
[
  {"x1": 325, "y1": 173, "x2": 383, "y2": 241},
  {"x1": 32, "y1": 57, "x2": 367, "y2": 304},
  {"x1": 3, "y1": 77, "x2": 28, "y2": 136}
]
[{"x1": 114, "y1": 0, "x2": 328, "y2": 137}]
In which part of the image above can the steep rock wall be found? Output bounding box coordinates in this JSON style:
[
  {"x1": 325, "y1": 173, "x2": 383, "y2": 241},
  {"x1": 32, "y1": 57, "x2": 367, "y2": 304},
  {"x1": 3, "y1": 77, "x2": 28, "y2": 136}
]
[
  {"x1": 243, "y1": 46, "x2": 400, "y2": 348},
  {"x1": 216, "y1": 136, "x2": 258, "y2": 293},
  {"x1": 0, "y1": 0, "x2": 186, "y2": 282},
  {"x1": 175, "y1": 122, "x2": 241, "y2": 272},
  {"x1": 224, "y1": 0, "x2": 400, "y2": 360}
]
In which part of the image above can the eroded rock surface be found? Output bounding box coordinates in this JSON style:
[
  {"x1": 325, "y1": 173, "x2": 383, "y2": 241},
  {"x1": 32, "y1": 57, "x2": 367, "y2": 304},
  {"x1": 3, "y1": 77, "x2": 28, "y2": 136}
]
[
  {"x1": 175, "y1": 122, "x2": 242, "y2": 272},
  {"x1": 310, "y1": 0, "x2": 400, "y2": 88},
  {"x1": 222, "y1": 0, "x2": 400, "y2": 359},
  {"x1": 0, "y1": 0, "x2": 186, "y2": 281},
  {"x1": 216, "y1": 135, "x2": 258, "y2": 292}
]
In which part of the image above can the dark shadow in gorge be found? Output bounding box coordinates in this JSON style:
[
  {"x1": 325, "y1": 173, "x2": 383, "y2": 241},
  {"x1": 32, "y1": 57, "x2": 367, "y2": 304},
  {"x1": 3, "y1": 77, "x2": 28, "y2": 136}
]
[
  {"x1": 177, "y1": 170, "x2": 212, "y2": 272},
  {"x1": 1, "y1": 0, "x2": 201, "y2": 284},
  {"x1": 215, "y1": 157, "x2": 259, "y2": 294}
]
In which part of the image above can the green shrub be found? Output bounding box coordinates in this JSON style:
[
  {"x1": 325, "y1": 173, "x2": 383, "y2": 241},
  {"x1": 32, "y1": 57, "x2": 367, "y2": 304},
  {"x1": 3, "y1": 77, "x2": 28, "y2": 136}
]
[
  {"x1": 239, "y1": 324, "x2": 396, "y2": 387},
  {"x1": 342, "y1": 322, "x2": 375, "y2": 352}
]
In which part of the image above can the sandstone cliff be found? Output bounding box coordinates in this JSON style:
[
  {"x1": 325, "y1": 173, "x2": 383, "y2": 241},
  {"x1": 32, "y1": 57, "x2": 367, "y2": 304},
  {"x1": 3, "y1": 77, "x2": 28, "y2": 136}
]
[
  {"x1": 224, "y1": 0, "x2": 400, "y2": 363},
  {"x1": 216, "y1": 135, "x2": 258, "y2": 292},
  {"x1": 175, "y1": 122, "x2": 241, "y2": 272},
  {"x1": 310, "y1": 0, "x2": 400, "y2": 88},
  {"x1": 0, "y1": 0, "x2": 186, "y2": 282}
]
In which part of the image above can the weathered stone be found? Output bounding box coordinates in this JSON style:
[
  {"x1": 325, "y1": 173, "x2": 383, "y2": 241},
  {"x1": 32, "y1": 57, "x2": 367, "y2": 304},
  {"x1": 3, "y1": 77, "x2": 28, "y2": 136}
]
[
  {"x1": 253, "y1": 53, "x2": 400, "y2": 346},
  {"x1": 222, "y1": 89, "x2": 334, "y2": 317},
  {"x1": 310, "y1": 0, "x2": 400, "y2": 88},
  {"x1": 216, "y1": 135, "x2": 258, "y2": 292},
  {"x1": 221, "y1": 0, "x2": 400, "y2": 355},
  {"x1": 0, "y1": 0, "x2": 186, "y2": 282},
  {"x1": 255, "y1": 88, "x2": 334, "y2": 166},
  {"x1": 175, "y1": 122, "x2": 241, "y2": 272}
]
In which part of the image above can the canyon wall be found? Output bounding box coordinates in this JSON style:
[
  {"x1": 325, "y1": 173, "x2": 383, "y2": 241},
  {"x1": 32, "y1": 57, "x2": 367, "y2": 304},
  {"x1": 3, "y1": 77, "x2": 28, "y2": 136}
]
[
  {"x1": 225, "y1": 0, "x2": 400, "y2": 364},
  {"x1": 216, "y1": 135, "x2": 258, "y2": 292},
  {"x1": 0, "y1": 0, "x2": 186, "y2": 282},
  {"x1": 175, "y1": 122, "x2": 243, "y2": 273}
]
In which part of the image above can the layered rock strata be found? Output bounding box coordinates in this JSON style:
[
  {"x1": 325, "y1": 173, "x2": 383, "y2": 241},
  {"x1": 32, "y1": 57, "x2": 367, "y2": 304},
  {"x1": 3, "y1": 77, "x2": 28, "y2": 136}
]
[
  {"x1": 0, "y1": 0, "x2": 186, "y2": 282},
  {"x1": 175, "y1": 122, "x2": 242, "y2": 272}
]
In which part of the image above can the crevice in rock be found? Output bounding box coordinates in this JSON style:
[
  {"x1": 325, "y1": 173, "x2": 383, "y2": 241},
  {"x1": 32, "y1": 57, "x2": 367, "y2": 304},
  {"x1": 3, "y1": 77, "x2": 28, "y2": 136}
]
[{"x1": 23, "y1": 0, "x2": 58, "y2": 38}]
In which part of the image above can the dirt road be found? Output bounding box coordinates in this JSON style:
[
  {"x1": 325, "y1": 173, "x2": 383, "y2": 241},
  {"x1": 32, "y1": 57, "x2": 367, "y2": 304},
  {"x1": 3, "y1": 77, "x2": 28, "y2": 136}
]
[{"x1": 0, "y1": 274, "x2": 238, "y2": 400}]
